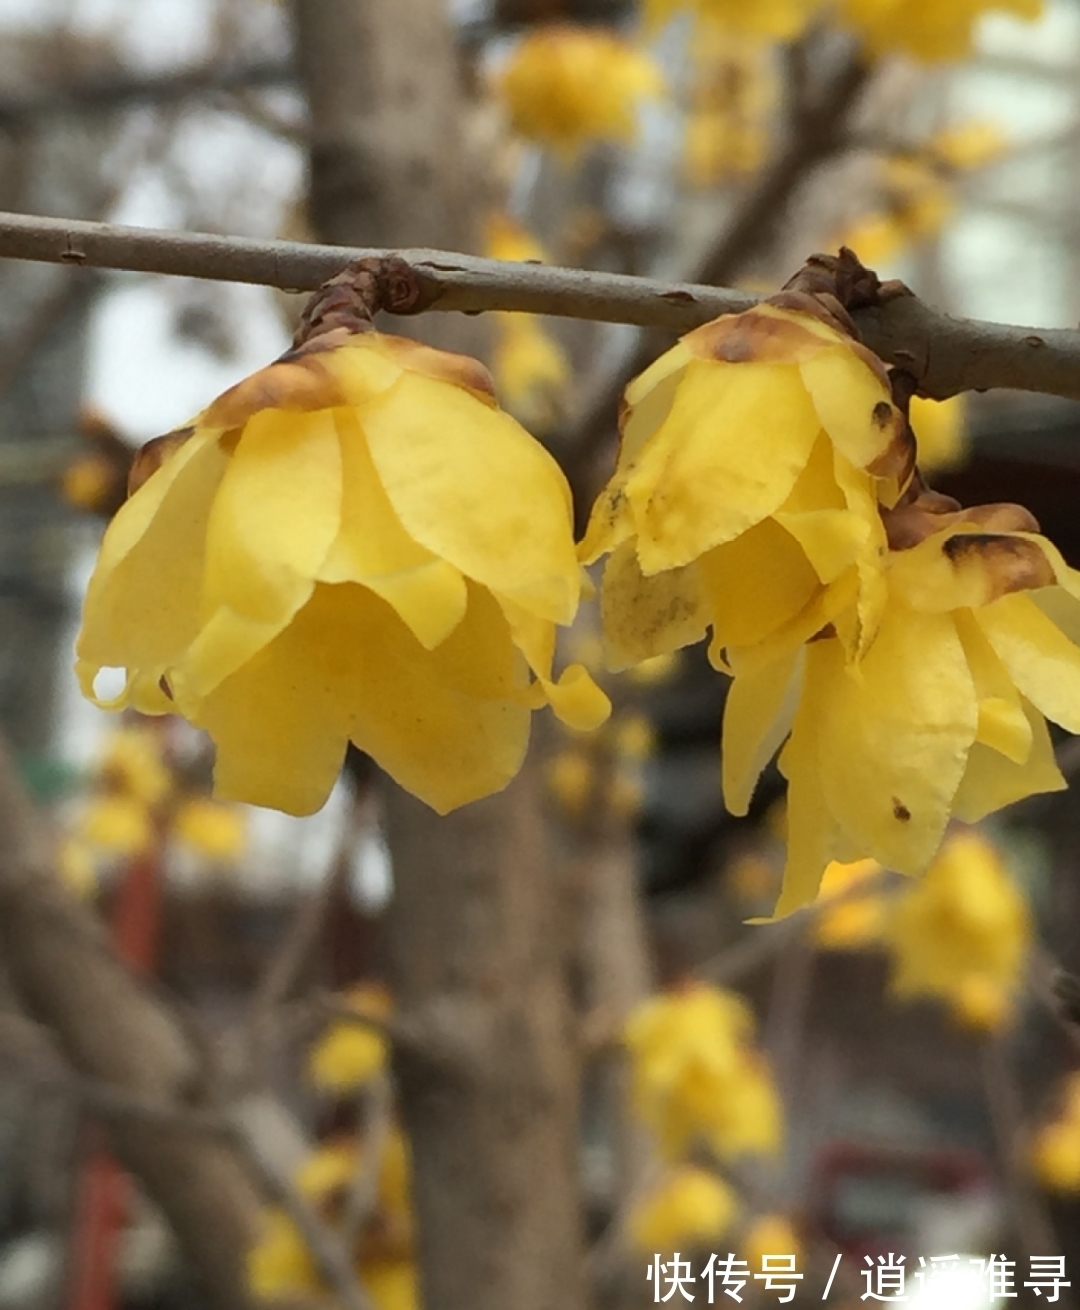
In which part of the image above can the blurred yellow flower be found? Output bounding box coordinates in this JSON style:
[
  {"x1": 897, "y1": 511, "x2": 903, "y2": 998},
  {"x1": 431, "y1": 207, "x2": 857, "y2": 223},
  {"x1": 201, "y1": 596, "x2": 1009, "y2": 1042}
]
[
  {"x1": 629, "y1": 1166, "x2": 738, "y2": 1252},
  {"x1": 297, "y1": 1140, "x2": 359, "y2": 1198},
  {"x1": 546, "y1": 746, "x2": 595, "y2": 815},
  {"x1": 485, "y1": 212, "x2": 548, "y2": 265},
  {"x1": 497, "y1": 26, "x2": 663, "y2": 154},
  {"x1": 309, "y1": 986, "x2": 392, "y2": 1092},
  {"x1": 625, "y1": 982, "x2": 782, "y2": 1160},
  {"x1": 683, "y1": 34, "x2": 775, "y2": 187},
  {"x1": 930, "y1": 120, "x2": 1008, "y2": 171},
  {"x1": 247, "y1": 1208, "x2": 319, "y2": 1299},
  {"x1": 646, "y1": 0, "x2": 815, "y2": 41},
  {"x1": 98, "y1": 725, "x2": 171, "y2": 806},
  {"x1": 62, "y1": 452, "x2": 118, "y2": 514},
  {"x1": 77, "y1": 330, "x2": 608, "y2": 818},
  {"x1": 840, "y1": 0, "x2": 1043, "y2": 61},
  {"x1": 581, "y1": 300, "x2": 911, "y2": 677},
  {"x1": 361, "y1": 1260, "x2": 419, "y2": 1310},
  {"x1": 814, "y1": 858, "x2": 885, "y2": 950},
  {"x1": 172, "y1": 797, "x2": 247, "y2": 863},
  {"x1": 58, "y1": 836, "x2": 97, "y2": 897},
  {"x1": 911, "y1": 394, "x2": 967, "y2": 474},
  {"x1": 80, "y1": 793, "x2": 155, "y2": 857},
  {"x1": 613, "y1": 712, "x2": 656, "y2": 762},
  {"x1": 492, "y1": 314, "x2": 571, "y2": 432},
  {"x1": 744, "y1": 1213, "x2": 802, "y2": 1268},
  {"x1": 884, "y1": 829, "x2": 1031, "y2": 1027},
  {"x1": 1033, "y1": 1078, "x2": 1080, "y2": 1193}
]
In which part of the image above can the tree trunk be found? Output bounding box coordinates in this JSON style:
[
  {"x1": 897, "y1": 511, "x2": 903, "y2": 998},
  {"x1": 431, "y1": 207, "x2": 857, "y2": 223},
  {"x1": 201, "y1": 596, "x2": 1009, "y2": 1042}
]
[{"x1": 291, "y1": 4, "x2": 590, "y2": 1309}]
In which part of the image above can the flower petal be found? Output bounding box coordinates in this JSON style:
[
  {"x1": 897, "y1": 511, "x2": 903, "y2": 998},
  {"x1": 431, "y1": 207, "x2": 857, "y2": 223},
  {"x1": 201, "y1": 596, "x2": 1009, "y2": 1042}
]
[
  {"x1": 721, "y1": 645, "x2": 803, "y2": 816},
  {"x1": 797, "y1": 345, "x2": 905, "y2": 476},
  {"x1": 499, "y1": 597, "x2": 611, "y2": 729},
  {"x1": 362, "y1": 372, "x2": 579, "y2": 622},
  {"x1": 816, "y1": 605, "x2": 978, "y2": 875},
  {"x1": 599, "y1": 540, "x2": 709, "y2": 669},
  {"x1": 952, "y1": 699, "x2": 1065, "y2": 823},
  {"x1": 626, "y1": 358, "x2": 821, "y2": 573},
  {"x1": 197, "y1": 582, "x2": 532, "y2": 816},
  {"x1": 319, "y1": 409, "x2": 467, "y2": 649},
  {"x1": 953, "y1": 608, "x2": 1032, "y2": 763},
  {"x1": 977, "y1": 592, "x2": 1080, "y2": 734},
  {"x1": 76, "y1": 431, "x2": 229, "y2": 702}
]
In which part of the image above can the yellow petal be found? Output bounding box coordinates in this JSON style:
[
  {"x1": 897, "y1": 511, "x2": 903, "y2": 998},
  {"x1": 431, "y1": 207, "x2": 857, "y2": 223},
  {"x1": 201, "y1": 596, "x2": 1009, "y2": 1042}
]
[
  {"x1": 953, "y1": 608, "x2": 1032, "y2": 763},
  {"x1": 889, "y1": 528, "x2": 1057, "y2": 613},
  {"x1": 76, "y1": 431, "x2": 229, "y2": 705},
  {"x1": 721, "y1": 645, "x2": 802, "y2": 815},
  {"x1": 499, "y1": 597, "x2": 611, "y2": 729},
  {"x1": 816, "y1": 605, "x2": 978, "y2": 875},
  {"x1": 977, "y1": 591, "x2": 1080, "y2": 734},
  {"x1": 197, "y1": 581, "x2": 532, "y2": 816},
  {"x1": 361, "y1": 372, "x2": 579, "y2": 622},
  {"x1": 599, "y1": 541, "x2": 709, "y2": 669},
  {"x1": 319, "y1": 409, "x2": 467, "y2": 649},
  {"x1": 625, "y1": 358, "x2": 821, "y2": 573},
  {"x1": 952, "y1": 699, "x2": 1066, "y2": 823},
  {"x1": 700, "y1": 518, "x2": 820, "y2": 657},
  {"x1": 797, "y1": 345, "x2": 901, "y2": 474}
]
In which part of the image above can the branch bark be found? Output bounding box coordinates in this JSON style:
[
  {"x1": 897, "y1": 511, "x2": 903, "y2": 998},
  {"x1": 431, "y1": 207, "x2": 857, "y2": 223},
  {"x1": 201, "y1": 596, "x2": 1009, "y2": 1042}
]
[{"x1": 0, "y1": 210, "x2": 1075, "y2": 404}]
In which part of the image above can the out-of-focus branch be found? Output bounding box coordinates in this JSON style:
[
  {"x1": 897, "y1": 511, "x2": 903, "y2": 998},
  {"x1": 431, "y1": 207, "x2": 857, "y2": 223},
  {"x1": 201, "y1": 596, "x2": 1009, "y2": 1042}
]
[
  {"x1": 0, "y1": 58, "x2": 294, "y2": 129},
  {"x1": 0, "y1": 737, "x2": 262, "y2": 1309}
]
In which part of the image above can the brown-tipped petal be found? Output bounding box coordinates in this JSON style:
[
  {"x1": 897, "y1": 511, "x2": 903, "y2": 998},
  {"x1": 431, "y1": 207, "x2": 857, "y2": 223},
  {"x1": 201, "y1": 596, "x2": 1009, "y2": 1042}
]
[
  {"x1": 128, "y1": 425, "x2": 198, "y2": 496},
  {"x1": 884, "y1": 496, "x2": 1039, "y2": 552},
  {"x1": 203, "y1": 354, "x2": 352, "y2": 429},
  {"x1": 889, "y1": 526, "x2": 1057, "y2": 614},
  {"x1": 681, "y1": 304, "x2": 836, "y2": 367},
  {"x1": 374, "y1": 333, "x2": 498, "y2": 406}
]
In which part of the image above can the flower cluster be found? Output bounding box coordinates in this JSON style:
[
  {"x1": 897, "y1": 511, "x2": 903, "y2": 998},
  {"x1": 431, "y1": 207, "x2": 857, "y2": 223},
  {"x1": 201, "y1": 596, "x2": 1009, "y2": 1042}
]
[
  {"x1": 583, "y1": 256, "x2": 1080, "y2": 913},
  {"x1": 77, "y1": 316, "x2": 609, "y2": 818}
]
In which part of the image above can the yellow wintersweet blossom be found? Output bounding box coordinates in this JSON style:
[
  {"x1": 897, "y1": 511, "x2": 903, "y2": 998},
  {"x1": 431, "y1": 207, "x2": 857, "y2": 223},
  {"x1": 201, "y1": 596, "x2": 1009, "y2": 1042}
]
[
  {"x1": 485, "y1": 212, "x2": 547, "y2": 266},
  {"x1": 492, "y1": 314, "x2": 571, "y2": 432},
  {"x1": 882, "y1": 829, "x2": 1030, "y2": 1028},
  {"x1": 581, "y1": 299, "x2": 913, "y2": 678},
  {"x1": 172, "y1": 797, "x2": 247, "y2": 863},
  {"x1": 629, "y1": 1167, "x2": 738, "y2": 1252},
  {"x1": 98, "y1": 724, "x2": 171, "y2": 806},
  {"x1": 930, "y1": 120, "x2": 1008, "y2": 171},
  {"x1": 840, "y1": 0, "x2": 1043, "y2": 61},
  {"x1": 80, "y1": 793, "x2": 155, "y2": 857},
  {"x1": 744, "y1": 1213, "x2": 802, "y2": 1268},
  {"x1": 682, "y1": 34, "x2": 776, "y2": 187},
  {"x1": 1033, "y1": 1075, "x2": 1080, "y2": 1193},
  {"x1": 362, "y1": 1261, "x2": 419, "y2": 1310},
  {"x1": 247, "y1": 1207, "x2": 319, "y2": 1299},
  {"x1": 645, "y1": 0, "x2": 816, "y2": 41},
  {"x1": 76, "y1": 330, "x2": 608, "y2": 818},
  {"x1": 911, "y1": 394, "x2": 967, "y2": 474},
  {"x1": 497, "y1": 26, "x2": 663, "y2": 155},
  {"x1": 309, "y1": 985, "x2": 392, "y2": 1092},
  {"x1": 625, "y1": 982, "x2": 782, "y2": 1161},
  {"x1": 770, "y1": 508, "x2": 1079, "y2": 912},
  {"x1": 58, "y1": 836, "x2": 97, "y2": 897},
  {"x1": 813, "y1": 858, "x2": 885, "y2": 950}
]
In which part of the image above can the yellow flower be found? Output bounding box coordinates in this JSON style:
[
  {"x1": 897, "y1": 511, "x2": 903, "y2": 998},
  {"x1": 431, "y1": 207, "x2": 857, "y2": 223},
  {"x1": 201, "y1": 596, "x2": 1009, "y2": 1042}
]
[
  {"x1": 613, "y1": 712, "x2": 656, "y2": 762},
  {"x1": 247, "y1": 1208, "x2": 319, "y2": 1299},
  {"x1": 77, "y1": 331, "x2": 608, "y2": 817},
  {"x1": 760, "y1": 505, "x2": 1079, "y2": 913},
  {"x1": 484, "y1": 213, "x2": 548, "y2": 266},
  {"x1": 97, "y1": 724, "x2": 172, "y2": 806},
  {"x1": 546, "y1": 746, "x2": 595, "y2": 815},
  {"x1": 883, "y1": 830, "x2": 1030, "y2": 1024},
  {"x1": 297, "y1": 1140, "x2": 359, "y2": 1198},
  {"x1": 929, "y1": 120, "x2": 1008, "y2": 171},
  {"x1": 62, "y1": 452, "x2": 119, "y2": 514},
  {"x1": 744, "y1": 1214, "x2": 801, "y2": 1269},
  {"x1": 58, "y1": 836, "x2": 97, "y2": 897},
  {"x1": 629, "y1": 1167, "x2": 738, "y2": 1252},
  {"x1": 840, "y1": 0, "x2": 1043, "y2": 61},
  {"x1": 80, "y1": 793, "x2": 155, "y2": 857},
  {"x1": 309, "y1": 985, "x2": 392, "y2": 1092},
  {"x1": 625, "y1": 983, "x2": 782, "y2": 1161},
  {"x1": 682, "y1": 32, "x2": 776, "y2": 186},
  {"x1": 646, "y1": 0, "x2": 815, "y2": 41},
  {"x1": 911, "y1": 394, "x2": 967, "y2": 474},
  {"x1": 1033, "y1": 1078, "x2": 1080, "y2": 1193},
  {"x1": 581, "y1": 300, "x2": 911, "y2": 677},
  {"x1": 171, "y1": 796, "x2": 247, "y2": 863},
  {"x1": 492, "y1": 314, "x2": 571, "y2": 432},
  {"x1": 361, "y1": 1261, "x2": 419, "y2": 1310},
  {"x1": 813, "y1": 858, "x2": 885, "y2": 950},
  {"x1": 497, "y1": 26, "x2": 663, "y2": 154}
]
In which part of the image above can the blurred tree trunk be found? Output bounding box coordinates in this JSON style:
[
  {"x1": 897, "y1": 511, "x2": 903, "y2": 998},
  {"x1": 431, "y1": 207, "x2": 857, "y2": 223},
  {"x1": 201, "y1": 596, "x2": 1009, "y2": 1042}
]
[{"x1": 291, "y1": 5, "x2": 589, "y2": 1310}]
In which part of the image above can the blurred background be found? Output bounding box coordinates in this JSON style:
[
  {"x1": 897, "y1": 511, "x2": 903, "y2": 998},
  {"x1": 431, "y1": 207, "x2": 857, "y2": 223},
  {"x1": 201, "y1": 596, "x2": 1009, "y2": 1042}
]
[{"x1": 1, "y1": 0, "x2": 1080, "y2": 1308}]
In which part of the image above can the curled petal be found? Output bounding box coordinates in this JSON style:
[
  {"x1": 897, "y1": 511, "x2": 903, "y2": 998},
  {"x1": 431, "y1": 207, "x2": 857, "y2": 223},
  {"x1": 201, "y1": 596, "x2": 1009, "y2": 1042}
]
[
  {"x1": 977, "y1": 591, "x2": 1080, "y2": 734},
  {"x1": 599, "y1": 541, "x2": 709, "y2": 669}
]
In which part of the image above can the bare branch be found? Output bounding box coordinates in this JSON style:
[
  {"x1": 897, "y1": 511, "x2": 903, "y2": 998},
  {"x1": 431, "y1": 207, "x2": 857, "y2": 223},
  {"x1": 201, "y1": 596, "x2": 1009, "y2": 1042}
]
[{"x1": 0, "y1": 211, "x2": 1077, "y2": 403}]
